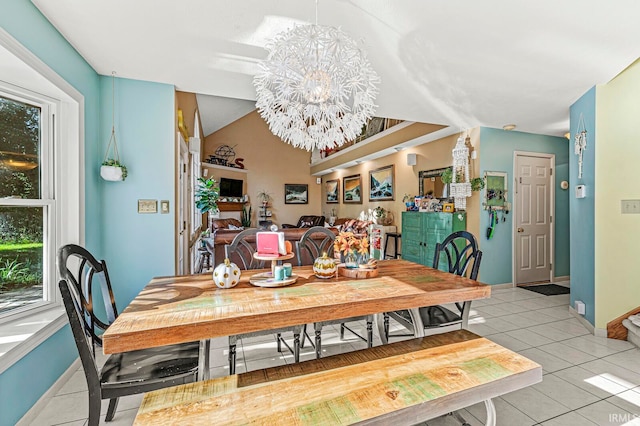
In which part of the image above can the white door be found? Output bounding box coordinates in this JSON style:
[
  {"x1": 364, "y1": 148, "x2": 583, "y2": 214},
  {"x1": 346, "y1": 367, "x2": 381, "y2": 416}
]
[
  {"x1": 178, "y1": 136, "x2": 189, "y2": 275},
  {"x1": 514, "y1": 153, "x2": 553, "y2": 285}
]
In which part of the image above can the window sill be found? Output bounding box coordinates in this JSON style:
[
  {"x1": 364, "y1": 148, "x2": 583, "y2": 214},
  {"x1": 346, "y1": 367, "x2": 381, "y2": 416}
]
[{"x1": 0, "y1": 306, "x2": 67, "y2": 375}]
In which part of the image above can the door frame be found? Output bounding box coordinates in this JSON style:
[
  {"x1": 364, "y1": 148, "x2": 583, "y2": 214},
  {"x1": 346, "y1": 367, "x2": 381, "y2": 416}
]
[{"x1": 512, "y1": 151, "x2": 555, "y2": 286}]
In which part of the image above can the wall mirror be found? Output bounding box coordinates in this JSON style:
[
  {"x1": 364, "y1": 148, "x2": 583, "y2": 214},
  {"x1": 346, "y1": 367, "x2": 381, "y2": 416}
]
[{"x1": 419, "y1": 167, "x2": 450, "y2": 198}]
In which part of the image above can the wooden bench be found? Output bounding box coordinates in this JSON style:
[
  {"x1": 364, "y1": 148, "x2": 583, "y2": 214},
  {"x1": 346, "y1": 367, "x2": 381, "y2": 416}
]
[{"x1": 133, "y1": 330, "x2": 541, "y2": 426}]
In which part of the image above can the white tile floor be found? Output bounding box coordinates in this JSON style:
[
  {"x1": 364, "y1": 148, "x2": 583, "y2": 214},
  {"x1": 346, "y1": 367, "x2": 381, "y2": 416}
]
[{"x1": 28, "y1": 286, "x2": 640, "y2": 425}]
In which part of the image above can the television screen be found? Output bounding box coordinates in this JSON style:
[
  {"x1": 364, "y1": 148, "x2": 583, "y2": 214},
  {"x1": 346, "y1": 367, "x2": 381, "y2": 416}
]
[{"x1": 219, "y1": 178, "x2": 244, "y2": 197}]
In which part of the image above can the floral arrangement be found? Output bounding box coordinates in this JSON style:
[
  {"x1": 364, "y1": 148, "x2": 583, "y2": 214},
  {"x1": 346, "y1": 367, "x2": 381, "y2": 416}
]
[{"x1": 334, "y1": 231, "x2": 369, "y2": 257}]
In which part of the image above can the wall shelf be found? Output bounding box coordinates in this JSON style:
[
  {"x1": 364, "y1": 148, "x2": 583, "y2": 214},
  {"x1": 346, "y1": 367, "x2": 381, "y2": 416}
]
[
  {"x1": 218, "y1": 202, "x2": 247, "y2": 212},
  {"x1": 202, "y1": 163, "x2": 248, "y2": 174}
]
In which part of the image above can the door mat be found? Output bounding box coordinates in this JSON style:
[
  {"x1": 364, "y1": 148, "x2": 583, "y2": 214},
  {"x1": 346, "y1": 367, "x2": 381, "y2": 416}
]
[{"x1": 520, "y1": 284, "x2": 570, "y2": 296}]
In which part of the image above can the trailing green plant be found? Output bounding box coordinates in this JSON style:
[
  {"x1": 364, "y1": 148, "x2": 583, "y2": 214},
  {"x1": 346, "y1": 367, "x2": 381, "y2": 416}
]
[
  {"x1": 440, "y1": 168, "x2": 453, "y2": 184},
  {"x1": 195, "y1": 177, "x2": 220, "y2": 214},
  {"x1": 471, "y1": 177, "x2": 486, "y2": 192},
  {"x1": 102, "y1": 159, "x2": 128, "y2": 180},
  {"x1": 241, "y1": 205, "x2": 252, "y2": 228}
]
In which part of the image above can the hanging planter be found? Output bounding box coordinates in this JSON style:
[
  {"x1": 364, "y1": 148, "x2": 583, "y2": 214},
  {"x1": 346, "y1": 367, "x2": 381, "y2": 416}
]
[
  {"x1": 101, "y1": 72, "x2": 127, "y2": 182},
  {"x1": 101, "y1": 159, "x2": 128, "y2": 181}
]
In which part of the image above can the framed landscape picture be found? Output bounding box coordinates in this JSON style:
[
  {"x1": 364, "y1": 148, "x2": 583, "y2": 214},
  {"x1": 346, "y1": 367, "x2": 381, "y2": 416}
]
[
  {"x1": 369, "y1": 165, "x2": 394, "y2": 201},
  {"x1": 284, "y1": 184, "x2": 308, "y2": 204},
  {"x1": 326, "y1": 179, "x2": 339, "y2": 203},
  {"x1": 343, "y1": 174, "x2": 362, "y2": 204}
]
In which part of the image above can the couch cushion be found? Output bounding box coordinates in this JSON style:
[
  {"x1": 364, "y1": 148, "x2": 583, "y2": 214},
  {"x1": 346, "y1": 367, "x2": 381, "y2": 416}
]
[{"x1": 211, "y1": 218, "x2": 242, "y2": 231}]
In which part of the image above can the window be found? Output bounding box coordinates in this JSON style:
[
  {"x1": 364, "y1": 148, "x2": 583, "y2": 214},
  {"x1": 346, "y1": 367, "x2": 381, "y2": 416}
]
[{"x1": 0, "y1": 91, "x2": 55, "y2": 319}]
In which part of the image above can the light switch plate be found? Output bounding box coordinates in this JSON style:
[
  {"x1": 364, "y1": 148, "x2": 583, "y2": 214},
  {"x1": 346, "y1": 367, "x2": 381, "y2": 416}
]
[
  {"x1": 160, "y1": 200, "x2": 170, "y2": 214},
  {"x1": 621, "y1": 199, "x2": 640, "y2": 214},
  {"x1": 138, "y1": 199, "x2": 157, "y2": 214}
]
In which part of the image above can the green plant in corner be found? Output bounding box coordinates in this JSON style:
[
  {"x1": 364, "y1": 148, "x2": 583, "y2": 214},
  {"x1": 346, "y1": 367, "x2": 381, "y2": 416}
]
[
  {"x1": 195, "y1": 177, "x2": 220, "y2": 214},
  {"x1": 241, "y1": 205, "x2": 252, "y2": 228}
]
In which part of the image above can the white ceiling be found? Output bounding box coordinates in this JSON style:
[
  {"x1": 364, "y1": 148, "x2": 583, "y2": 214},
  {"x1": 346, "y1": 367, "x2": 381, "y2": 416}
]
[{"x1": 32, "y1": 0, "x2": 640, "y2": 138}]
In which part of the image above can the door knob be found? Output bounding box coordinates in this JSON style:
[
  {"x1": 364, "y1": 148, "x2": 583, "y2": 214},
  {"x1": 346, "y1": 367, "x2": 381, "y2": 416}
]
[{"x1": 517, "y1": 227, "x2": 524, "y2": 233}]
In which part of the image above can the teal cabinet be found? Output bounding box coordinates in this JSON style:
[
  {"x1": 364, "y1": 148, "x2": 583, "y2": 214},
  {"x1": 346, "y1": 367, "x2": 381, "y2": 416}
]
[{"x1": 401, "y1": 212, "x2": 466, "y2": 267}]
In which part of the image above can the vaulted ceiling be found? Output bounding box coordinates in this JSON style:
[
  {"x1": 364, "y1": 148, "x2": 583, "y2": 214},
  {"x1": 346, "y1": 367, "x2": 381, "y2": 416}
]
[{"x1": 33, "y1": 0, "x2": 640, "y2": 137}]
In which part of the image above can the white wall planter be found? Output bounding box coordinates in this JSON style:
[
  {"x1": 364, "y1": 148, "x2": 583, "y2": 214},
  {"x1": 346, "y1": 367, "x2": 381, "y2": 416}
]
[{"x1": 100, "y1": 165, "x2": 124, "y2": 181}]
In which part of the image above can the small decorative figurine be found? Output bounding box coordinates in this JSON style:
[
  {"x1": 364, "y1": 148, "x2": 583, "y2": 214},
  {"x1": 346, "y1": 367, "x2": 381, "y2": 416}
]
[
  {"x1": 313, "y1": 253, "x2": 337, "y2": 279},
  {"x1": 213, "y1": 258, "x2": 241, "y2": 289}
]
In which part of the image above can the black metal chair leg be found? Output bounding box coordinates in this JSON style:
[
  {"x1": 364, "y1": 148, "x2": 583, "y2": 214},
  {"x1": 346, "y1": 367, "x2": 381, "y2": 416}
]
[
  {"x1": 315, "y1": 327, "x2": 322, "y2": 359},
  {"x1": 383, "y1": 313, "x2": 390, "y2": 341},
  {"x1": 367, "y1": 321, "x2": 373, "y2": 348},
  {"x1": 293, "y1": 333, "x2": 300, "y2": 363},
  {"x1": 229, "y1": 343, "x2": 237, "y2": 375},
  {"x1": 340, "y1": 323, "x2": 346, "y2": 340},
  {"x1": 277, "y1": 333, "x2": 282, "y2": 352},
  {"x1": 105, "y1": 397, "x2": 119, "y2": 421},
  {"x1": 87, "y1": 392, "x2": 101, "y2": 426}
]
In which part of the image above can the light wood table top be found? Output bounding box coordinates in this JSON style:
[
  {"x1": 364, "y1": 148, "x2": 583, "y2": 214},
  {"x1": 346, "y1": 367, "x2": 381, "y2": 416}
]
[{"x1": 102, "y1": 260, "x2": 490, "y2": 355}]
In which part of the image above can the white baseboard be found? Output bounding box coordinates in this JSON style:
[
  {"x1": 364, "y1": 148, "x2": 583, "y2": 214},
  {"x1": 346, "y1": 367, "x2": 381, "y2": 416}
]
[
  {"x1": 553, "y1": 276, "x2": 570, "y2": 285},
  {"x1": 594, "y1": 327, "x2": 608, "y2": 338},
  {"x1": 17, "y1": 357, "x2": 80, "y2": 426},
  {"x1": 569, "y1": 306, "x2": 596, "y2": 335}
]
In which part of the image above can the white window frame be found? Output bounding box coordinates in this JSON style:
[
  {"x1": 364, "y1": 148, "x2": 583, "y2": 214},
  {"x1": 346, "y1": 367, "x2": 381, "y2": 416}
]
[
  {"x1": 0, "y1": 88, "x2": 57, "y2": 320},
  {"x1": 0, "y1": 28, "x2": 83, "y2": 374}
]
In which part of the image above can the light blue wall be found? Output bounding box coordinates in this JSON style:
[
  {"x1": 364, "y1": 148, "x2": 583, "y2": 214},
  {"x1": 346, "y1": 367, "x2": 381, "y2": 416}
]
[
  {"x1": 99, "y1": 76, "x2": 176, "y2": 309},
  {"x1": 478, "y1": 127, "x2": 570, "y2": 285},
  {"x1": 569, "y1": 87, "x2": 596, "y2": 325},
  {"x1": 0, "y1": 1, "x2": 102, "y2": 424},
  {"x1": 0, "y1": 327, "x2": 76, "y2": 426}
]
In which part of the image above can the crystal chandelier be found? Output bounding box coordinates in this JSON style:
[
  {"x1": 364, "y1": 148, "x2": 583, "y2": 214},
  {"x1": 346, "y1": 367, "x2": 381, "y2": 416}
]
[{"x1": 254, "y1": 15, "x2": 380, "y2": 151}]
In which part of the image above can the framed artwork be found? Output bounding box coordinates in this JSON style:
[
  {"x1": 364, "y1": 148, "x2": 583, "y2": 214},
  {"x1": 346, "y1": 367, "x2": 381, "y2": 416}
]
[
  {"x1": 284, "y1": 184, "x2": 308, "y2": 204},
  {"x1": 483, "y1": 171, "x2": 508, "y2": 210},
  {"x1": 326, "y1": 179, "x2": 339, "y2": 203},
  {"x1": 343, "y1": 174, "x2": 362, "y2": 204},
  {"x1": 369, "y1": 165, "x2": 395, "y2": 201}
]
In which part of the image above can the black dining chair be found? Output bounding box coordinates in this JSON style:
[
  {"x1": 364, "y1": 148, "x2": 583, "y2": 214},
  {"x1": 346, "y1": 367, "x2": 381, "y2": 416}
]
[
  {"x1": 296, "y1": 226, "x2": 375, "y2": 359},
  {"x1": 57, "y1": 244, "x2": 202, "y2": 425},
  {"x1": 383, "y1": 230, "x2": 483, "y2": 341},
  {"x1": 223, "y1": 229, "x2": 304, "y2": 373}
]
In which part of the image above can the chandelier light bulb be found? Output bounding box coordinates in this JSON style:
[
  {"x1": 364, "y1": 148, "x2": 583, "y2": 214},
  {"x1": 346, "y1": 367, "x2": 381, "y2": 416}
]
[{"x1": 254, "y1": 24, "x2": 380, "y2": 151}]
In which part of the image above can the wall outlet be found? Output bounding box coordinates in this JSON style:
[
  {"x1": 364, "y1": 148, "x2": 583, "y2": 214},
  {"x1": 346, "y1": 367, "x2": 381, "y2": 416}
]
[
  {"x1": 621, "y1": 199, "x2": 640, "y2": 214},
  {"x1": 575, "y1": 300, "x2": 586, "y2": 315}
]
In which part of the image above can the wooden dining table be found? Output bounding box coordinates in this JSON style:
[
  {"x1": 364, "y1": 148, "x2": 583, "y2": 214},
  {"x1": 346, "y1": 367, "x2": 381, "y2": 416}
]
[{"x1": 102, "y1": 259, "x2": 490, "y2": 360}]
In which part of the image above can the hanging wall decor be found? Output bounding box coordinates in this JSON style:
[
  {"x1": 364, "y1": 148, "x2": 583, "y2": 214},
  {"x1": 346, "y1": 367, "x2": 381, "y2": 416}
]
[
  {"x1": 101, "y1": 72, "x2": 127, "y2": 181},
  {"x1": 574, "y1": 113, "x2": 587, "y2": 179},
  {"x1": 449, "y1": 135, "x2": 471, "y2": 209}
]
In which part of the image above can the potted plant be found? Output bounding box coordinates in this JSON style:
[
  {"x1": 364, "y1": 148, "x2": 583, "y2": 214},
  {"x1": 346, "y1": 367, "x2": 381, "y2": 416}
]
[
  {"x1": 402, "y1": 194, "x2": 415, "y2": 211},
  {"x1": 471, "y1": 177, "x2": 486, "y2": 192},
  {"x1": 195, "y1": 177, "x2": 220, "y2": 214},
  {"x1": 241, "y1": 205, "x2": 252, "y2": 228},
  {"x1": 101, "y1": 72, "x2": 128, "y2": 182},
  {"x1": 101, "y1": 159, "x2": 128, "y2": 181},
  {"x1": 257, "y1": 190, "x2": 272, "y2": 206}
]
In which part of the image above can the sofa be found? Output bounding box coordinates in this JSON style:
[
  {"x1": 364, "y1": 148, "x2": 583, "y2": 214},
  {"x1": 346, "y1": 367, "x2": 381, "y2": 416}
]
[
  {"x1": 209, "y1": 218, "x2": 338, "y2": 266},
  {"x1": 281, "y1": 215, "x2": 325, "y2": 229}
]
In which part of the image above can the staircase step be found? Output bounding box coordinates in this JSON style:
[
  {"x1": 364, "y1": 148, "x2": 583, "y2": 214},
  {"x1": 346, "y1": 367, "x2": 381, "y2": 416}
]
[{"x1": 622, "y1": 318, "x2": 640, "y2": 348}]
